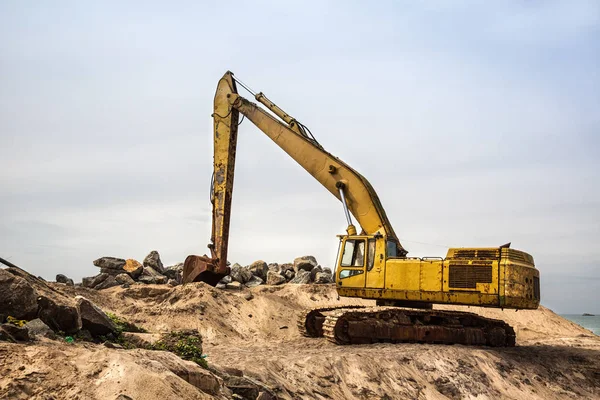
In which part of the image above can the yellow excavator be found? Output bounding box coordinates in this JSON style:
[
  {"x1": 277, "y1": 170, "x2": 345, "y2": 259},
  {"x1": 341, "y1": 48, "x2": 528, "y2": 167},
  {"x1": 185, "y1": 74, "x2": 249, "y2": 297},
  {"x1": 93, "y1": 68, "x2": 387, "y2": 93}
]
[{"x1": 183, "y1": 71, "x2": 540, "y2": 346}]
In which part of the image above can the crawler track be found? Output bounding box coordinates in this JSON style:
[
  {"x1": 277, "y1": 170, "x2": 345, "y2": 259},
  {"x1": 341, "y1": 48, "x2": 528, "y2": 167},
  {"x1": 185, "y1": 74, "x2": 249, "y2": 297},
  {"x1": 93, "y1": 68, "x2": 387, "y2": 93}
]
[{"x1": 299, "y1": 306, "x2": 516, "y2": 347}]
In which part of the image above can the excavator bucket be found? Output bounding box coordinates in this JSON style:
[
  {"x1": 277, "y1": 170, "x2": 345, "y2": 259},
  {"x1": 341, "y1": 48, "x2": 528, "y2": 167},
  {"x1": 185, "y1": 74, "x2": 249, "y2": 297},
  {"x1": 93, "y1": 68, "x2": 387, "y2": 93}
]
[{"x1": 182, "y1": 255, "x2": 230, "y2": 286}]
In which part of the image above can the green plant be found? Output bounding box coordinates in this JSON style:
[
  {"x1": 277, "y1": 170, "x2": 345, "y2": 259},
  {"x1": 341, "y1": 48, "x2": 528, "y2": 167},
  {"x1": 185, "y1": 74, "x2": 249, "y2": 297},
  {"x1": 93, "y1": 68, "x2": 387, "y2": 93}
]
[
  {"x1": 150, "y1": 330, "x2": 208, "y2": 369},
  {"x1": 106, "y1": 313, "x2": 147, "y2": 334}
]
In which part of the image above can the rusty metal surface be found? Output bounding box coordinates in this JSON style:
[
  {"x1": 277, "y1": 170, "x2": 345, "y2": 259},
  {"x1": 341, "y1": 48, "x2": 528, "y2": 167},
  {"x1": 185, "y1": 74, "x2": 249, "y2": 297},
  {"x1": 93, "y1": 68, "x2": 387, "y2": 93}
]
[
  {"x1": 301, "y1": 306, "x2": 515, "y2": 347},
  {"x1": 182, "y1": 255, "x2": 230, "y2": 286}
]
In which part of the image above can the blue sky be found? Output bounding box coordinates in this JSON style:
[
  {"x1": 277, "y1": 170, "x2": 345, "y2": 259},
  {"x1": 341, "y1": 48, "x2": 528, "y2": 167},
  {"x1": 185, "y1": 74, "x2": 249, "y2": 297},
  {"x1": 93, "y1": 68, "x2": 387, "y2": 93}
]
[{"x1": 1, "y1": 1, "x2": 598, "y2": 313}]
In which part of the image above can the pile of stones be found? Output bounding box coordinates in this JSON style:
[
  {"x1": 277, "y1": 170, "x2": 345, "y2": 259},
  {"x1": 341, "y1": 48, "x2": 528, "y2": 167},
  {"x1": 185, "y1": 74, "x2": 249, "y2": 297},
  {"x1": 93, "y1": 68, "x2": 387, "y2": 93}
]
[
  {"x1": 57, "y1": 252, "x2": 334, "y2": 291},
  {"x1": 78, "y1": 250, "x2": 183, "y2": 290},
  {"x1": 216, "y1": 255, "x2": 334, "y2": 290}
]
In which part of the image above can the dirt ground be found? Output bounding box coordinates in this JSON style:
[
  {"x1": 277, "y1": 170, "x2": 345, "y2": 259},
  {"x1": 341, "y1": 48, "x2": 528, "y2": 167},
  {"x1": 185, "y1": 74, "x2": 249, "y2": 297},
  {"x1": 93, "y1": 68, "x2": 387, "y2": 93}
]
[{"x1": 1, "y1": 282, "x2": 599, "y2": 399}]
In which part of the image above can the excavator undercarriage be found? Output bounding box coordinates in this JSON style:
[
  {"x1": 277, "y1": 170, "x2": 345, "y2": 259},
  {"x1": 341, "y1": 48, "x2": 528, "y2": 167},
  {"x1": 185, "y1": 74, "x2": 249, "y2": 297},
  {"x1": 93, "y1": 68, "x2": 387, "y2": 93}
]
[{"x1": 298, "y1": 306, "x2": 515, "y2": 347}]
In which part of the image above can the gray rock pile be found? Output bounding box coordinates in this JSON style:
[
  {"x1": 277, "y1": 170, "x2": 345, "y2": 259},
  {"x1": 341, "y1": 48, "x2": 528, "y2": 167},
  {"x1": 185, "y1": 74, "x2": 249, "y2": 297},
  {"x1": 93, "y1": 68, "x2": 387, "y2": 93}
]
[
  {"x1": 0, "y1": 266, "x2": 119, "y2": 342},
  {"x1": 78, "y1": 251, "x2": 183, "y2": 290},
  {"x1": 216, "y1": 255, "x2": 334, "y2": 290}
]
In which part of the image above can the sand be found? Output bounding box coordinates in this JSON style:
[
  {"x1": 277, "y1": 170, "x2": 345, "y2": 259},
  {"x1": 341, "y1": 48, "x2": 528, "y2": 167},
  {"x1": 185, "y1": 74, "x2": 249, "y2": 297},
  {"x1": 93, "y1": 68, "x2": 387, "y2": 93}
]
[{"x1": 1, "y1": 282, "x2": 598, "y2": 399}]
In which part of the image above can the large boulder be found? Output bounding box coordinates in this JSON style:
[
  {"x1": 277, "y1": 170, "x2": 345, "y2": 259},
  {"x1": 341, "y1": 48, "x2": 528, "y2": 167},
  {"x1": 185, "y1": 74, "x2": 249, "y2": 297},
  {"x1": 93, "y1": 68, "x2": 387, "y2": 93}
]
[
  {"x1": 76, "y1": 296, "x2": 117, "y2": 337},
  {"x1": 267, "y1": 263, "x2": 280, "y2": 274},
  {"x1": 248, "y1": 260, "x2": 268, "y2": 281},
  {"x1": 230, "y1": 264, "x2": 252, "y2": 284},
  {"x1": 123, "y1": 259, "x2": 143, "y2": 279},
  {"x1": 246, "y1": 275, "x2": 263, "y2": 288},
  {"x1": 280, "y1": 263, "x2": 294, "y2": 275},
  {"x1": 0, "y1": 324, "x2": 30, "y2": 342},
  {"x1": 85, "y1": 273, "x2": 109, "y2": 289},
  {"x1": 115, "y1": 273, "x2": 135, "y2": 286},
  {"x1": 139, "y1": 267, "x2": 167, "y2": 284},
  {"x1": 266, "y1": 271, "x2": 286, "y2": 285},
  {"x1": 56, "y1": 274, "x2": 74, "y2": 286},
  {"x1": 163, "y1": 263, "x2": 184, "y2": 284},
  {"x1": 289, "y1": 269, "x2": 311, "y2": 284},
  {"x1": 284, "y1": 270, "x2": 295, "y2": 281},
  {"x1": 310, "y1": 265, "x2": 323, "y2": 282},
  {"x1": 293, "y1": 256, "x2": 318, "y2": 272},
  {"x1": 37, "y1": 296, "x2": 81, "y2": 334},
  {"x1": 93, "y1": 257, "x2": 126, "y2": 275},
  {"x1": 314, "y1": 271, "x2": 333, "y2": 284},
  {"x1": 25, "y1": 318, "x2": 56, "y2": 339},
  {"x1": 94, "y1": 275, "x2": 120, "y2": 290},
  {"x1": 143, "y1": 251, "x2": 165, "y2": 274},
  {"x1": 0, "y1": 269, "x2": 38, "y2": 320}
]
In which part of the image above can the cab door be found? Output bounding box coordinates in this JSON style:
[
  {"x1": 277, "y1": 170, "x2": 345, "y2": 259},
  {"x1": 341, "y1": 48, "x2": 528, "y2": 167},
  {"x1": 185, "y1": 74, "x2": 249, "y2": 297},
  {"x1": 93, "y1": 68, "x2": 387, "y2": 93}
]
[
  {"x1": 365, "y1": 238, "x2": 385, "y2": 289},
  {"x1": 337, "y1": 238, "x2": 366, "y2": 288}
]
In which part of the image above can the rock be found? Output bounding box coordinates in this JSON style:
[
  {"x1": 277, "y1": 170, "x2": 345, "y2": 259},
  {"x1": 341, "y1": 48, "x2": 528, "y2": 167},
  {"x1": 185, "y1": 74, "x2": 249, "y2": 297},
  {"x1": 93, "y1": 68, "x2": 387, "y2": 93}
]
[
  {"x1": 267, "y1": 263, "x2": 280, "y2": 274},
  {"x1": 0, "y1": 268, "x2": 38, "y2": 320},
  {"x1": 293, "y1": 256, "x2": 318, "y2": 272},
  {"x1": 322, "y1": 267, "x2": 332, "y2": 275},
  {"x1": 284, "y1": 270, "x2": 295, "y2": 281},
  {"x1": 56, "y1": 274, "x2": 74, "y2": 286},
  {"x1": 94, "y1": 275, "x2": 119, "y2": 290},
  {"x1": 168, "y1": 279, "x2": 178, "y2": 286},
  {"x1": 280, "y1": 263, "x2": 294, "y2": 274},
  {"x1": 138, "y1": 275, "x2": 156, "y2": 284},
  {"x1": 245, "y1": 275, "x2": 263, "y2": 288},
  {"x1": 76, "y1": 296, "x2": 117, "y2": 337},
  {"x1": 123, "y1": 259, "x2": 144, "y2": 279},
  {"x1": 289, "y1": 269, "x2": 311, "y2": 284},
  {"x1": 219, "y1": 275, "x2": 232, "y2": 284},
  {"x1": 226, "y1": 281, "x2": 243, "y2": 290},
  {"x1": 37, "y1": 296, "x2": 82, "y2": 334},
  {"x1": 314, "y1": 271, "x2": 333, "y2": 284},
  {"x1": 230, "y1": 264, "x2": 252, "y2": 284},
  {"x1": 93, "y1": 257, "x2": 126, "y2": 272},
  {"x1": 143, "y1": 251, "x2": 164, "y2": 273},
  {"x1": 155, "y1": 276, "x2": 168, "y2": 284},
  {"x1": 216, "y1": 283, "x2": 226, "y2": 289},
  {"x1": 81, "y1": 276, "x2": 94, "y2": 288},
  {"x1": 88, "y1": 273, "x2": 109, "y2": 289},
  {"x1": 25, "y1": 318, "x2": 56, "y2": 339},
  {"x1": 115, "y1": 273, "x2": 135, "y2": 285},
  {"x1": 1, "y1": 323, "x2": 30, "y2": 341},
  {"x1": 310, "y1": 265, "x2": 323, "y2": 282},
  {"x1": 266, "y1": 271, "x2": 286, "y2": 285},
  {"x1": 244, "y1": 292, "x2": 254, "y2": 301},
  {"x1": 248, "y1": 260, "x2": 268, "y2": 281},
  {"x1": 163, "y1": 263, "x2": 184, "y2": 283},
  {"x1": 0, "y1": 326, "x2": 15, "y2": 342}
]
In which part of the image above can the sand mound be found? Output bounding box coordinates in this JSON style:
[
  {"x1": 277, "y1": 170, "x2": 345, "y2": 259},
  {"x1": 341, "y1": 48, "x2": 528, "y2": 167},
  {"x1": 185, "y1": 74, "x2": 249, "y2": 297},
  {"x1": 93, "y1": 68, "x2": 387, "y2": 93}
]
[{"x1": 2, "y1": 282, "x2": 599, "y2": 399}]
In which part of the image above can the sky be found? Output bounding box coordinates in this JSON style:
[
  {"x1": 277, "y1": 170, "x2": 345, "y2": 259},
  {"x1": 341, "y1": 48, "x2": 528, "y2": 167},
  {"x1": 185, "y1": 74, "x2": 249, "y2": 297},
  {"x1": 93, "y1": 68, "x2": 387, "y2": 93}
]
[{"x1": 1, "y1": 1, "x2": 598, "y2": 313}]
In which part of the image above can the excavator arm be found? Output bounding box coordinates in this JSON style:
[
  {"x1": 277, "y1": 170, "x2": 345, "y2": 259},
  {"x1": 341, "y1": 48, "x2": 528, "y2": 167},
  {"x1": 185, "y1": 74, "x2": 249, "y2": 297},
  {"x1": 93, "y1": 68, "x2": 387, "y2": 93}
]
[{"x1": 183, "y1": 71, "x2": 406, "y2": 284}]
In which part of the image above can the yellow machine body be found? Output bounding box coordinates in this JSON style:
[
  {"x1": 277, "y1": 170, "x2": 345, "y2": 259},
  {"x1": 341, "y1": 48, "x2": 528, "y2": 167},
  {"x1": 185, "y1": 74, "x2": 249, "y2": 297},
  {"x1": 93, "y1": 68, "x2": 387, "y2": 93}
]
[{"x1": 335, "y1": 235, "x2": 539, "y2": 309}]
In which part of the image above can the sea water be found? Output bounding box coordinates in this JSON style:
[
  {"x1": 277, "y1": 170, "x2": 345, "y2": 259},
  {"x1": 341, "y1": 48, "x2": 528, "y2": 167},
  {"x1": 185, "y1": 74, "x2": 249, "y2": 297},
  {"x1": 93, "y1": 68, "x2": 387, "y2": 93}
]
[{"x1": 560, "y1": 314, "x2": 600, "y2": 335}]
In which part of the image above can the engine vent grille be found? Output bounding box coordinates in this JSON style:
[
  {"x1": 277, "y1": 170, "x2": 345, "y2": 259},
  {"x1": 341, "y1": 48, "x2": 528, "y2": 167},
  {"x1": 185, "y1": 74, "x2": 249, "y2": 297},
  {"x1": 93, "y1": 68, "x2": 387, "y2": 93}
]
[
  {"x1": 452, "y1": 249, "x2": 499, "y2": 260},
  {"x1": 533, "y1": 276, "x2": 540, "y2": 300},
  {"x1": 449, "y1": 265, "x2": 493, "y2": 289}
]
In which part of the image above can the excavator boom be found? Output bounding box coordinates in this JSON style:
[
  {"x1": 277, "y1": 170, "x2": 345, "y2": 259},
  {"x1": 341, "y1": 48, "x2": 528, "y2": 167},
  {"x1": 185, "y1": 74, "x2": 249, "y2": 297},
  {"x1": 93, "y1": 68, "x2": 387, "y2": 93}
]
[{"x1": 184, "y1": 71, "x2": 406, "y2": 284}]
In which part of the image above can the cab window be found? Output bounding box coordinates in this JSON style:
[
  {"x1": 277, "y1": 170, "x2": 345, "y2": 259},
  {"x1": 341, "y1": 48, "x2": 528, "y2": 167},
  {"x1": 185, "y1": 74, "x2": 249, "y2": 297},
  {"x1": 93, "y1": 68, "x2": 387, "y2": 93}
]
[
  {"x1": 387, "y1": 240, "x2": 398, "y2": 258},
  {"x1": 341, "y1": 239, "x2": 366, "y2": 267},
  {"x1": 339, "y1": 269, "x2": 363, "y2": 279},
  {"x1": 367, "y1": 239, "x2": 376, "y2": 271}
]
